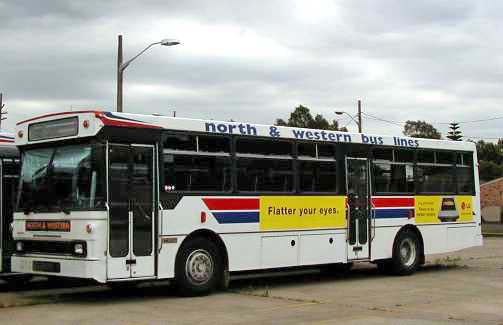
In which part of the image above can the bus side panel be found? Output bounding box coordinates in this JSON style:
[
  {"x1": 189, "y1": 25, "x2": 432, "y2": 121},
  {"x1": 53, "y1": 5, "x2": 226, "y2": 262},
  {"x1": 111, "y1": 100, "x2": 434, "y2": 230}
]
[
  {"x1": 156, "y1": 235, "x2": 186, "y2": 279},
  {"x1": 370, "y1": 226, "x2": 401, "y2": 261},
  {"x1": 418, "y1": 225, "x2": 448, "y2": 255},
  {"x1": 221, "y1": 234, "x2": 262, "y2": 271}
]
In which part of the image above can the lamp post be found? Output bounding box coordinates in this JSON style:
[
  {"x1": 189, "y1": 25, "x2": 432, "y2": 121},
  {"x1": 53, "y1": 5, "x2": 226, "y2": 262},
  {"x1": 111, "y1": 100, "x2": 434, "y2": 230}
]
[
  {"x1": 335, "y1": 99, "x2": 362, "y2": 132},
  {"x1": 116, "y1": 35, "x2": 180, "y2": 113}
]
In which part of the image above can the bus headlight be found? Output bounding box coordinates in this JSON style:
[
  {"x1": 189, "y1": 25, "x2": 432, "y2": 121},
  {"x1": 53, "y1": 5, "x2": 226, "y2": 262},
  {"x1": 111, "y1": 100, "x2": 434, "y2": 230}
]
[
  {"x1": 73, "y1": 242, "x2": 87, "y2": 257},
  {"x1": 16, "y1": 241, "x2": 24, "y2": 252},
  {"x1": 74, "y1": 243, "x2": 84, "y2": 255}
]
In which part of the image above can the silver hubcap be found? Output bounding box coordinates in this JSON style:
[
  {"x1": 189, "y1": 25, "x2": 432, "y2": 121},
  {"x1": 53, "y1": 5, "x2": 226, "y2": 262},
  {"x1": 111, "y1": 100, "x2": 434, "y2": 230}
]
[
  {"x1": 400, "y1": 238, "x2": 417, "y2": 267},
  {"x1": 185, "y1": 249, "x2": 214, "y2": 285}
]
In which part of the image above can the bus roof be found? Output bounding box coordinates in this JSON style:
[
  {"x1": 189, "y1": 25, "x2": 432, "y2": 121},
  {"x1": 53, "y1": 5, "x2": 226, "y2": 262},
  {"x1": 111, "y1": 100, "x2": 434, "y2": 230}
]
[{"x1": 15, "y1": 110, "x2": 476, "y2": 152}]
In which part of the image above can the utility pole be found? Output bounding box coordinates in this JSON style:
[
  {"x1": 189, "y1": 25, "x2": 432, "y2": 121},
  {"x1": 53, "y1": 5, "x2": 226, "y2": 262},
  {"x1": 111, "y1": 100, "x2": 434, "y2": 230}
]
[
  {"x1": 0, "y1": 93, "x2": 7, "y2": 129},
  {"x1": 117, "y1": 35, "x2": 124, "y2": 113},
  {"x1": 357, "y1": 99, "x2": 362, "y2": 133}
]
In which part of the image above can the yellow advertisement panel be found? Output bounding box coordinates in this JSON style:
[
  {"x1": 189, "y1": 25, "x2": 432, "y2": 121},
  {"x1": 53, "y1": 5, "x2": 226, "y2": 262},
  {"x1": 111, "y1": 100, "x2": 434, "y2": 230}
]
[
  {"x1": 415, "y1": 196, "x2": 443, "y2": 224},
  {"x1": 456, "y1": 196, "x2": 474, "y2": 222},
  {"x1": 260, "y1": 196, "x2": 346, "y2": 231},
  {"x1": 415, "y1": 196, "x2": 474, "y2": 224}
]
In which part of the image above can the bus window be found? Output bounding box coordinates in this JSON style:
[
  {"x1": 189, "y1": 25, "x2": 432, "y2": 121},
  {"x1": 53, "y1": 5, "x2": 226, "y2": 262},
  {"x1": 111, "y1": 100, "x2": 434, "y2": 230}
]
[
  {"x1": 372, "y1": 148, "x2": 414, "y2": 194},
  {"x1": 237, "y1": 158, "x2": 293, "y2": 192},
  {"x1": 457, "y1": 152, "x2": 475, "y2": 194},
  {"x1": 164, "y1": 133, "x2": 197, "y2": 151},
  {"x1": 394, "y1": 149, "x2": 414, "y2": 163},
  {"x1": 236, "y1": 138, "x2": 292, "y2": 156},
  {"x1": 417, "y1": 150, "x2": 435, "y2": 164},
  {"x1": 297, "y1": 142, "x2": 316, "y2": 158},
  {"x1": 164, "y1": 154, "x2": 231, "y2": 192},
  {"x1": 436, "y1": 151, "x2": 455, "y2": 164},
  {"x1": 373, "y1": 148, "x2": 393, "y2": 161},
  {"x1": 298, "y1": 160, "x2": 337, "y2": 192},
  {"x1": 416, "y1": 165, "x2": 455, "y2": 194},
  {"x1": 198, "y1": 136, "x2": 231, "y2": 154}
]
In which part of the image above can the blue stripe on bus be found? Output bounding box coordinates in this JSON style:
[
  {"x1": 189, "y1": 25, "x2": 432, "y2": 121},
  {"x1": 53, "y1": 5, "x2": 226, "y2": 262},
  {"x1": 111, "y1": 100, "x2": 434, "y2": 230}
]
[
  {"x1": 212, "y1": 211, "x2": 260, "y2": 224},
  {"x1": 374, "y1": 208, "x2": 413, "y2": 219}
]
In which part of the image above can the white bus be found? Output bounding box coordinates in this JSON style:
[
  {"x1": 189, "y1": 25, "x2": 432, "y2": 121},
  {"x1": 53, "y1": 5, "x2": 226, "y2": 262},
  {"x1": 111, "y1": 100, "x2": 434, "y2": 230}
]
[{"x1": 11, "y1": 111, "x2": 482, "y2": 295}]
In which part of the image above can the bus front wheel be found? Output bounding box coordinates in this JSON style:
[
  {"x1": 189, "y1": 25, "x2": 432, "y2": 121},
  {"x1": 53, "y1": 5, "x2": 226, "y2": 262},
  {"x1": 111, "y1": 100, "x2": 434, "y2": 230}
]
[{"x1": 175, "y1": 238, "x2": 223, "y2": 296}]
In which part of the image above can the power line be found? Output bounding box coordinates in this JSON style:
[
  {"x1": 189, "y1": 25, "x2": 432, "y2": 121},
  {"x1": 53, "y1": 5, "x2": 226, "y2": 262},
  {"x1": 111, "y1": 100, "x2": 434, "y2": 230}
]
[
  {"x1": 361, "y1": 112, "x2": 403, "y2": 128},
  {"x1": 361, "y1": 111, "x2": 503, "y2": 125}
]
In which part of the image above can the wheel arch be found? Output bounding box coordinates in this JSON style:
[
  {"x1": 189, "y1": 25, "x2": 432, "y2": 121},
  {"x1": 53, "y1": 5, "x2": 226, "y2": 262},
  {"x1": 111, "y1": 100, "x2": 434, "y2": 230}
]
[
  {"x1": 394, "y1": 224, "x2": 425, "y2": 264},
  {"x1": 178, "y1": 229, "x2": 229, "y2": 272}
]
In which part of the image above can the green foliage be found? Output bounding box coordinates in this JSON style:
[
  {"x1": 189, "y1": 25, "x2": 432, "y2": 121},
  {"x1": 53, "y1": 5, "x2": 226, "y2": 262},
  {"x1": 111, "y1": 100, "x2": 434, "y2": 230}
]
[
  {"x1": 275, "y1": 105, "x2": 348, "y2": 132},
  {"x1": 403, "y1": 120, "x2": 441, "y2": 139},
  {"x1": 476, "y1": 140, "x2": 503, "y2": 182},
  {"x1": 447, "y1": 122, "x2": 462, "y2": 141}
]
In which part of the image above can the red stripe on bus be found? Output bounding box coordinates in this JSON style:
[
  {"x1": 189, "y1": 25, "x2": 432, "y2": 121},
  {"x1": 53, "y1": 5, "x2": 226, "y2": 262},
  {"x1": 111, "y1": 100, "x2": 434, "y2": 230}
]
[
  {"x1": 203, "y1": 198, "x2": 259, "y2": 211},
  {"x1": 16, "y1": 110, "x2": 100, "y2": 125},
  {"x1": 372, "y1": 197, "x2": 414, "y2": 208},
  {"x1": 99, "y1": 116, "x2": 162, "y2": 129}
]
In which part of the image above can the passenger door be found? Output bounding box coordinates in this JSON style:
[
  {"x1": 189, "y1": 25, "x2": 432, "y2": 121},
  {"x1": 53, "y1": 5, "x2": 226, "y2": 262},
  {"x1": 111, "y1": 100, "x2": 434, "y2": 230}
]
[
  {"x1": 346, "y1": 158, "x2": 370, "y2": 260},
  {"x1": 107, "y1": 144, "x2": 156, "y2": 280}
]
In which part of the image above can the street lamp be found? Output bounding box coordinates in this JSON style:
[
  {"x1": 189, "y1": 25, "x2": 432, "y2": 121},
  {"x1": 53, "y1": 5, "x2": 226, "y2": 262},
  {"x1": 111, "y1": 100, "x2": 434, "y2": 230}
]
[
  {"x1": 116, "y1": 35, "x2": 180, "y2": 112},
  {"x1": 335, "y1": 100, "x2": 362, "y2": 133}
]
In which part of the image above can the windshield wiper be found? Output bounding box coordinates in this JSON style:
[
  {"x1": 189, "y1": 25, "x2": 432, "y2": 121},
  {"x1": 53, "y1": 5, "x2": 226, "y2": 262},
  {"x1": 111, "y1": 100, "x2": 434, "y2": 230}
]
[
  {"x1": 23, "y1": 199, "x2": 34, "y2": 215},
  {"x1": 59, "y1": 199, "x2": 72, "y2": 215}
]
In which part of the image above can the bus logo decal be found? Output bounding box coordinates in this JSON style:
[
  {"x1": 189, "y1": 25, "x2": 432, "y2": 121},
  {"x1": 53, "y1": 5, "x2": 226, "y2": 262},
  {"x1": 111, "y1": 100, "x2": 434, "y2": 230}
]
[
  {"x1": 202, "y1": 198, "x2": 260, "y2": 224},
  {"x1": 372, "y1": 197, "x2": 415, "y2": 219}
]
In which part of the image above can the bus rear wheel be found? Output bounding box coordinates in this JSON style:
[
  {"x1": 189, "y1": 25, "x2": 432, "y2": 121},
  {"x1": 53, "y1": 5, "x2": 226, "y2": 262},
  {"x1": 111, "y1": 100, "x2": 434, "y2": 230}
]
[
  {"x1": 175, "y1": 238, "x2": 222, "y2": 296},
  {"x1": 390, "y1": 230, "x2": 421, "y2": 275}
]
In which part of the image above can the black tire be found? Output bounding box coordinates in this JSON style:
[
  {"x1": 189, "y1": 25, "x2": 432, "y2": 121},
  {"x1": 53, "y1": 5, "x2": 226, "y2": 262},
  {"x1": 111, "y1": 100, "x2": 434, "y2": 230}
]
[
  {"x1": 390, "y1": 230, "x2": 421, "y2": 275},
  {"x1": 376, "y1": 259, "x2": 393, "y2": 274},
  {"x1": 175, "y1": 238, "x2": 223, "y2": 296},
  {"x1": 3, "y1": 274, "x2": 32, "y2": 288}
]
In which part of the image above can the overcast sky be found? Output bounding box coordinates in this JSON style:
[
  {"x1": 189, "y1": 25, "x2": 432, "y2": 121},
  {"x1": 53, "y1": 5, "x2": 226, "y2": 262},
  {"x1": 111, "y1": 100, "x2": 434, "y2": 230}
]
[{"x1": 1, "y1": 0, "x2": 502, "y2": 140}]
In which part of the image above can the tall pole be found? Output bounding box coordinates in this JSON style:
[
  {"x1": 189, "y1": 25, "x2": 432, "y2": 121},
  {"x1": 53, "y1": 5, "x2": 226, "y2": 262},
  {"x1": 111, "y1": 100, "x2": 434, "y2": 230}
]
[
  {"x1": 117, "y1": 35, "x2": 123, "y2": 113},
  {"x1": 357, "y1": 99, "x2": 362, "y2": 133},
  {"x1": 0, "y1": 93, "x2": 6, "y2": 130}
]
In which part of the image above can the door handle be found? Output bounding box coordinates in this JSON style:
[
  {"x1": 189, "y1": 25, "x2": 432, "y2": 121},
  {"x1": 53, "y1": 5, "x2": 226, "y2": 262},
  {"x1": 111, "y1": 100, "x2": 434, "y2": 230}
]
[{"x1": 125, "y1": 259, "x2": 137, "y2": 265}]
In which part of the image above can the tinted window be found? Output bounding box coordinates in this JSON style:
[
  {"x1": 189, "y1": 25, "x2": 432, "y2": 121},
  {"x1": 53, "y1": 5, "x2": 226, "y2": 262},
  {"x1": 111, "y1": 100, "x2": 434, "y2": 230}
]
[
  {"x1": 417, "y1": 150, "x2": 435, "y2": 163},
  {"x1": 236, "y1": 138, "x2": 292, "y2": 156},
  {"x1": 198, "y1": 135, "x2": 231, "y2": 153},
  {"x1": 373, "y1": 148, "x2": 393, "y2": 161},
  {"x1": 395, "y1": 149, "x2": 414, "y2": 163},
  {"x1": 164, "y1": 154, "x2": 231, "y2": 192},
  {"x1": 436, "y1": 151, "x2": 455, "y2": 164},
  {"x1": 416, "y1": 165, "x2": 455, "y2": 193},
  {"x1": 164, "y1": 133, "x2": 197, "y2": 151},
  {"x1": 299, "y1": 160, "x2": 337, "y2": 192},
  {"x1": 237, "y1": 158, "x2": 293, "y2": 192},
  {"x1": 457, "y1": 152, "x2": 474, "y2": 194},
  {"x1": 457, "y1": 167, "x2": 474, "y2": 194},
  {"x1": 373, "y1": 162, "x2": 414, "y2": 194},
  {"x1": 318, "y1": 144, "x2": 336, "y2": 158},
  {"x1": 298, "y1": 142, "x2": 316, "y2": 158}
]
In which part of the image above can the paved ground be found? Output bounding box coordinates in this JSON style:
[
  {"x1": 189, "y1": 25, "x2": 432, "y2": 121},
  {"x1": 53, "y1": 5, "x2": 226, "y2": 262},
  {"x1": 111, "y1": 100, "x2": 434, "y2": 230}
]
[{"x1": 1, "y1": 238, "x2": 502, "y2": 324}]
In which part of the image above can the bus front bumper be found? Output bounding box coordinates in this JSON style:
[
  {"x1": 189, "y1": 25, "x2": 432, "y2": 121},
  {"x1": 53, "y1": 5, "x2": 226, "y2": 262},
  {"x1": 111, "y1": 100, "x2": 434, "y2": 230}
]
[{"x1": 11, "y1": 255, "x2": 107, "y2": 283}]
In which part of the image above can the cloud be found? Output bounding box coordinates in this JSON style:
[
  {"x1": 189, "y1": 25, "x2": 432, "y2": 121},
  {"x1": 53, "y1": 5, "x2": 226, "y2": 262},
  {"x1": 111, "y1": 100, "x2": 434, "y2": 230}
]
[{"x1": 0, "y1": 0, "x2": 502, "y2": 140}]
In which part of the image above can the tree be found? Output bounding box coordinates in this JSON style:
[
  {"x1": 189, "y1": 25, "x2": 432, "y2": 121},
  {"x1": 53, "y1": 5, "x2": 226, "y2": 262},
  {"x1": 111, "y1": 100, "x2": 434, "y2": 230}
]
[
  {"x1": 275, "y1": 105, "x2": 348, "y2": 132},
  {"x1": 475, "y1": 140, "x2": 503, "y2": 182},
  {"x1": 447, "y1": 122, "x2": 462, "y2": 141},
  {"x1": 403, "y1": 120, "x2": 441, "y2": 139}
]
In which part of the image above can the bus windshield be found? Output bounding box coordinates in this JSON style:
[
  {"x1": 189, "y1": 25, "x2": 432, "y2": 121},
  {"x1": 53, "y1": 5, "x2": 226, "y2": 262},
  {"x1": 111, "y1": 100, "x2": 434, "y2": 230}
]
[{"x1": 17, "y1": 143, "x2": 106, "y2": 213}]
